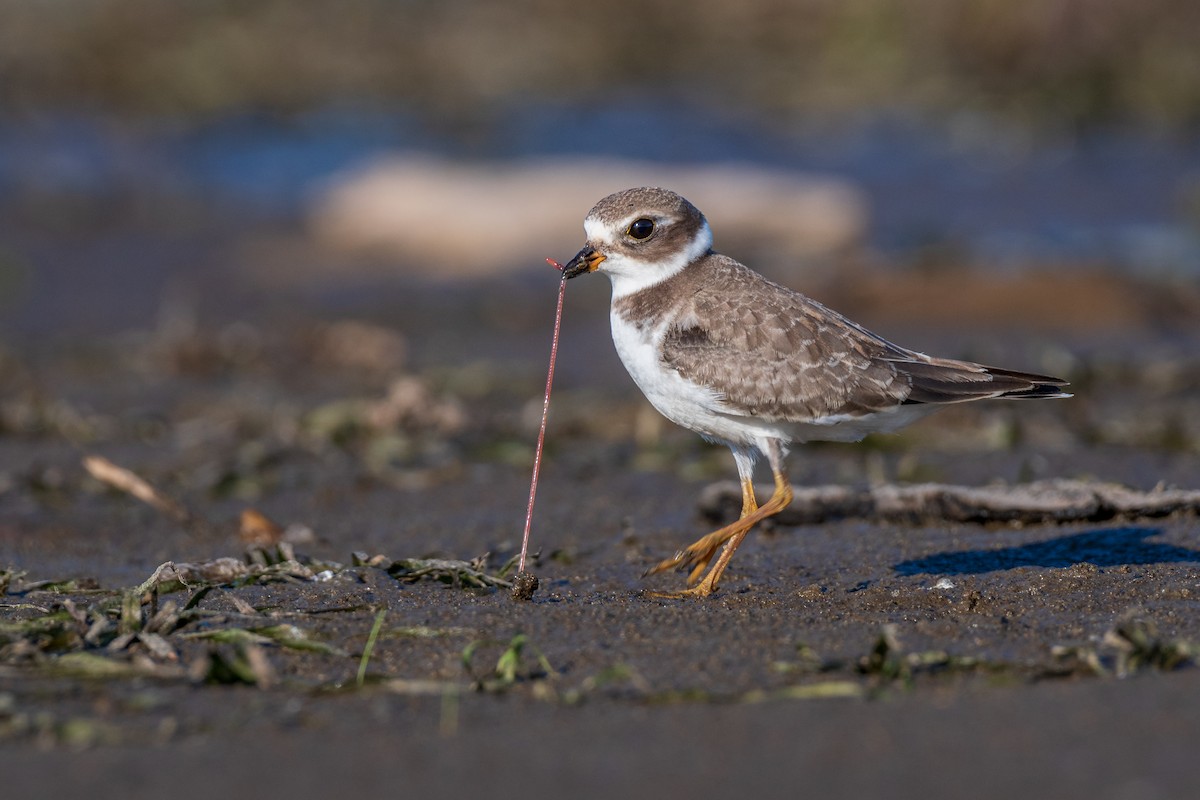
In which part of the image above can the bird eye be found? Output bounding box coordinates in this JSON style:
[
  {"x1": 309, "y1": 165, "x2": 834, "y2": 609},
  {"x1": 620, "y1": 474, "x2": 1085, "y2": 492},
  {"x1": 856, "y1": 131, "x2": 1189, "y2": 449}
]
[{"x1": 626, "y1": 218, "x2": 656, "y2": 240}]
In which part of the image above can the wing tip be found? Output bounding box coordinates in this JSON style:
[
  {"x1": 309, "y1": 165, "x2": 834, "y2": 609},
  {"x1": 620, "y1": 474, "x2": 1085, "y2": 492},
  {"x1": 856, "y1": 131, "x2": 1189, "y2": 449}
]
[{"x1": 900, "y1": 362, "x2": 1072, "y2": 405}]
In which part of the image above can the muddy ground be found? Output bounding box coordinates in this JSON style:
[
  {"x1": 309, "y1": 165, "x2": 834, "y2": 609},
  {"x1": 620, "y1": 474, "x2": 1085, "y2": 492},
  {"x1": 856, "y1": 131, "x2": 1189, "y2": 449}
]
[{"x1": 2, "y1": 229, "x2": 1200, "y2": 799}]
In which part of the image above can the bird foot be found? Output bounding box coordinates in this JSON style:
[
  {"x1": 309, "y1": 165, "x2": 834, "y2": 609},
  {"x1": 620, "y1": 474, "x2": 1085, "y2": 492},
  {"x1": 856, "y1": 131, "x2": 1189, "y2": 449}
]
[
  {"x1": 642, "y1": 528, "x2": 732, "y2": 582},
  {"x1": 643, "y1": 582, "x2": 719, "y2": 600}
]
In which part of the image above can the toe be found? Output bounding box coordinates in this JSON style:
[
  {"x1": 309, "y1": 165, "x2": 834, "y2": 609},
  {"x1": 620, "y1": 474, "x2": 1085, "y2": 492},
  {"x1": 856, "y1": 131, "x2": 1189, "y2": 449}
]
[{"x1": 643, "y1": 583, "x2": 717, "y2": 600}]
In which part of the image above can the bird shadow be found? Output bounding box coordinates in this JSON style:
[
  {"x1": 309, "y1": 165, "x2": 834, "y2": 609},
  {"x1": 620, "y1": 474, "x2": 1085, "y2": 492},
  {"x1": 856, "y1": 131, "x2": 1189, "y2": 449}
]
[{"x1": 894, "y1": 526, "x2": 1200, "y2": 577}]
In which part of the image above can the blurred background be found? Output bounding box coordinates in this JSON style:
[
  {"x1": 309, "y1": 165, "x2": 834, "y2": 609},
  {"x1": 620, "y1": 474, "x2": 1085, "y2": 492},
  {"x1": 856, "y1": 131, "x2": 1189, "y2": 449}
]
[
  {"x1": 3, "y1": 0, "x2": 1200, "y2": 563},
  {"x1": 3, "y1": 0, "x2": 1200, "y2": 324}
]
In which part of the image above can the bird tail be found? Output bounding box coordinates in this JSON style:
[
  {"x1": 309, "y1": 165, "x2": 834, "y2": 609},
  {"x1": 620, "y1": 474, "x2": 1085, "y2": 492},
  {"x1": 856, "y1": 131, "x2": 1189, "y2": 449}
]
[{"x1": 895, "y1": 359, "x2": 1071, "y2": 405}]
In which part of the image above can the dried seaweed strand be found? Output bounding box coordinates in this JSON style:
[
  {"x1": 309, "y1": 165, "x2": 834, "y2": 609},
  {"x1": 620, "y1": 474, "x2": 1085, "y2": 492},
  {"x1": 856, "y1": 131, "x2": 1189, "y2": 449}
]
[{"x1": 518, "y1": 259, "x2": 567, "y2": 575}]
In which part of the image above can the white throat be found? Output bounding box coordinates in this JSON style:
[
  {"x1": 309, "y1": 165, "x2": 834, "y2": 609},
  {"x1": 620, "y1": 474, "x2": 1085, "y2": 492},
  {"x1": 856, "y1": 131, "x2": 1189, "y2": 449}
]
[{"x1": 586, "y1": 219, "x2": 713, "y2": 299}]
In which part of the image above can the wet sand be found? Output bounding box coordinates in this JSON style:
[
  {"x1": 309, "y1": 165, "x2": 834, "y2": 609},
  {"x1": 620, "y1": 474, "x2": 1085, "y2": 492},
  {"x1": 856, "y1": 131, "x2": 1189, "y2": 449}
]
[{"x1": 2, "y1": 241, "x2": 1200, "y2": 798}]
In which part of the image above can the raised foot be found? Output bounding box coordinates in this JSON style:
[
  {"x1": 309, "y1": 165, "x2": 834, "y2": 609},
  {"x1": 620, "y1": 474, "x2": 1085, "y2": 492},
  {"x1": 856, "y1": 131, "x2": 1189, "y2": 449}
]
[{"x1": 642, "y1": 526, "x2": 740, "y2": 583}]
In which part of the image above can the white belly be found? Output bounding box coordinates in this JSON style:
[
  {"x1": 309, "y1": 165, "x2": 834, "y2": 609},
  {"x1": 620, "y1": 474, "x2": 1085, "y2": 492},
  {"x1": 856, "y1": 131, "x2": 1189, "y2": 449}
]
[
  {"x1": 609, "y1": 310, "x2": 936, "y2": 448},
  {"x1": 610, "y1": 311, "x2": 783, "y2": 448}
]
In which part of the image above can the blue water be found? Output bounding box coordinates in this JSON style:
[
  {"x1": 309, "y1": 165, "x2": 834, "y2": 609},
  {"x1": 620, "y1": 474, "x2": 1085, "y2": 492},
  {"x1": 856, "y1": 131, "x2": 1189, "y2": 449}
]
[{"x1": 1, "y1": 103, "x2": 1198, "y2": 275}]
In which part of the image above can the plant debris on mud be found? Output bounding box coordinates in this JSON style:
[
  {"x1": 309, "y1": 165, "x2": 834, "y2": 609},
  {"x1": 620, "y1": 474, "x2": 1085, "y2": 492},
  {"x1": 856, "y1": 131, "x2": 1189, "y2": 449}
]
[
  {"x1": 2, "y1": 298, "x2": 1199, "y2": 754},
  {"x1": 3, "y1": 531, "x2": 1198, "y2": 748}
]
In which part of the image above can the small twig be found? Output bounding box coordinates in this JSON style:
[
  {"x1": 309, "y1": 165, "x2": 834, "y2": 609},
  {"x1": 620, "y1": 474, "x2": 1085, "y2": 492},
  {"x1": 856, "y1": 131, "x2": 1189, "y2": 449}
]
[
  {"x1": 83, "y1": 455, "x2": 191, "y2": 523},
  {"x1": 388, "y1": 558, "x2": 512, "y2": 589}
]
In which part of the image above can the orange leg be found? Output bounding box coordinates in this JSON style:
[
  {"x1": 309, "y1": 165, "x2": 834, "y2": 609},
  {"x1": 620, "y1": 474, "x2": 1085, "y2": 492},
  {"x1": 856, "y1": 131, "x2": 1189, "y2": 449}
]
[
  {"x1": 680, "y1": 473, "x2": 759, "y2": 586},
  {"x1": 646, "y1": 444, "x2": 793, "y2": 597}
]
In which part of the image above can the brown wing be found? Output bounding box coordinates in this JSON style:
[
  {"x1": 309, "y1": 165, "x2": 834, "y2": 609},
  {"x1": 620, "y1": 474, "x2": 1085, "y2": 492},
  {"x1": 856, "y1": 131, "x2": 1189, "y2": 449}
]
[
  {"x1": 659, "y1": 256, "x2": 1069, "y2": 422},
  {"x1": 659, "y1": 257, "x2": 912, "y2": 423}
]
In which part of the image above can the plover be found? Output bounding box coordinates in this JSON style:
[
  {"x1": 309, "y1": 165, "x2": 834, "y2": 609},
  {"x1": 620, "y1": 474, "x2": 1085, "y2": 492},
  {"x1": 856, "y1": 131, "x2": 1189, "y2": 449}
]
[{"x1": 561, "y1": 187, "x2": 1069, "y2": 597}]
